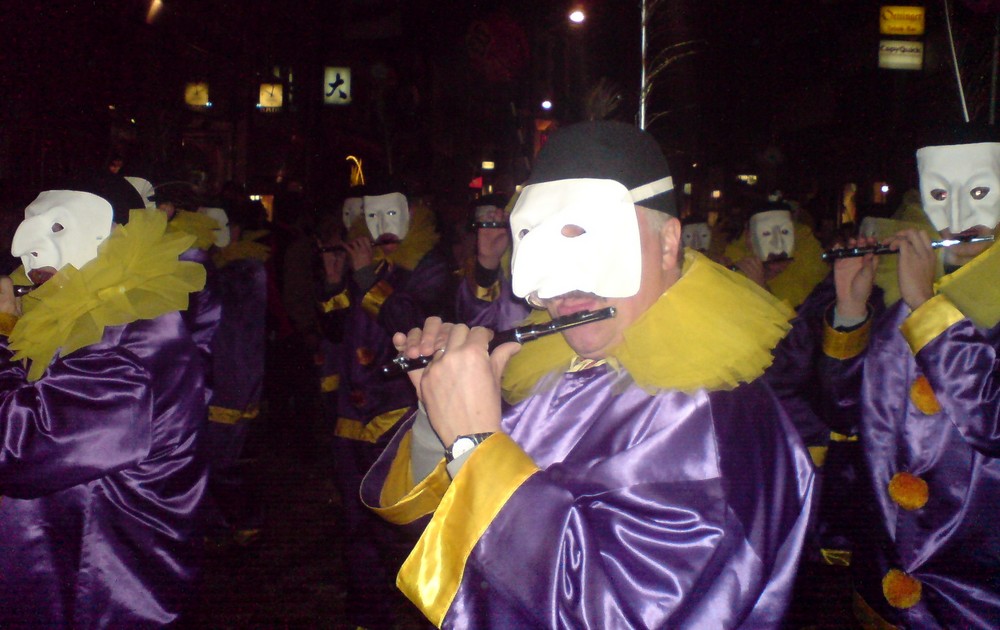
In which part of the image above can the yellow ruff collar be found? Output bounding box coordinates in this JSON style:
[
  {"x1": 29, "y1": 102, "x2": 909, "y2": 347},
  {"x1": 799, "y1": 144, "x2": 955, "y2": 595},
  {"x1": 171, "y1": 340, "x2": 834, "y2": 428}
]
[
  {"x1": 10, "y1": 209, "x2": 207, "y2": 381},
  {"x1": 346, "y1": 202, "x2": 440, "y2": 271},
  {"x1": 501, "y1": 250, "x2": 795, "y2": 404},
  {"x1": 168, "y1": 210, "x2": 218, "y2": 251},
  {"x1": 213, "y1": 230, "x2": 272, "y2": 268},
  {"x1": 936, "y1": 235, "x2": 1000, "y2": 329}
]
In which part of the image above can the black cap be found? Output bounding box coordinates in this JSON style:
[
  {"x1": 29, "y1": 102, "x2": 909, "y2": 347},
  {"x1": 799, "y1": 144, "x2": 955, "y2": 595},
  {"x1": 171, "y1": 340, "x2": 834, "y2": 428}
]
[
  {"x1": 67, "y1": 171, "x2": 144, "y2": 225},
  {"x1": 526, "y1": 121, "x2": 677, "y2": 215}
]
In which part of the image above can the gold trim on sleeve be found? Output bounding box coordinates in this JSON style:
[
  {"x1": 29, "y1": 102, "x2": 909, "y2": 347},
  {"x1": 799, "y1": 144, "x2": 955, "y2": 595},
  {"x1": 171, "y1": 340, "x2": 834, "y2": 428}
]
[
  {"x1": 361, "y1": 280, "x2": 395, "y2": 318},
  {"x1": 369, "y1": 430, "x2": 452, "y2": 525},
  {"x1": 822, "y1": 315, "x2": 872, "y2": 360},
  {"x1": 320, "y1": 374, "x2": 340, "y2": 393},
  {"x1": 396, "y1": 433, "x2": 539, "y2": 626},
  {"x1": 334, "y1": 407, "x2": 410, "y2": 443},
  {"x1": 899, "y1": 293, "x2": 966, "y2": 355},
  {"x1": 320, "y1": 290, "x2": 350, "y2": 313}
]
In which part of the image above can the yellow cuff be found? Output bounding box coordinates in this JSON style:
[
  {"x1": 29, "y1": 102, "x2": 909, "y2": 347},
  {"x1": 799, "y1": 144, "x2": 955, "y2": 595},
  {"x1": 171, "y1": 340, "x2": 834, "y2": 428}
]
[
  {"x1": 334, "y1": 407, "x2": 410, "y2": 443},
  {"x1": 361, "y1": 280, "x2": 394, "y2": 318},
  {"x1": 320, "y1": 289, "x2": 350, "y2": 313},
  {"x1": 473, "y1": 281, "x2": 501, "y2": 303},
  {"x1": 208, "y1": 405, "x2": 259, "y2": 424},
  {"x1": 0, "y1": 312, "x2": 17, "y2": 337},
  {"x1": 823, "y1": 313, "x2": 872, "y2": 360},
  {"x1": 397, "y1": 433, "x2": 539, "y2": 626},
  {"x1": 900, "y1": 293, "x2": 965, "y2": 355},
  {"x1": 320, "y1": 374, "x2": 340, "y2": 393},
  {"x1": 370, "y1": 430, "x2": 452, "y2": 525}
]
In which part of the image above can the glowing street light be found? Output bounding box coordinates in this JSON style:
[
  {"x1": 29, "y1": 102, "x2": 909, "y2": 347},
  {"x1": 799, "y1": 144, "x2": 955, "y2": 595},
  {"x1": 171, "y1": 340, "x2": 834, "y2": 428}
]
[
  {"x1": 541, "y1": 99, "x2": 553, "y2": 111},
  {"x1": 569, "y1": 9, "x2": 586, "y2": 24}
]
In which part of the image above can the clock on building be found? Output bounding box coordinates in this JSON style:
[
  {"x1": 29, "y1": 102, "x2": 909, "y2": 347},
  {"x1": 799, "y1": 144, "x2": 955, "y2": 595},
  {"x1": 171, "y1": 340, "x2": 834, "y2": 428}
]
[
  {"x1": 184, "y1": 82, "x2": 210, "y2": 107},
  {"x1": 258, "y1": 83, "x2": 283, "y2": 109}
]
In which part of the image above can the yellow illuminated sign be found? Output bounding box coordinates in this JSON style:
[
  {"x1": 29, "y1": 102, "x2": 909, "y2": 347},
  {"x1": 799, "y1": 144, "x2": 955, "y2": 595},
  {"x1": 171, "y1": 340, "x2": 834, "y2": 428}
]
[{"x1": 880, "y1": 6, "x2": 925, "y2": 36}]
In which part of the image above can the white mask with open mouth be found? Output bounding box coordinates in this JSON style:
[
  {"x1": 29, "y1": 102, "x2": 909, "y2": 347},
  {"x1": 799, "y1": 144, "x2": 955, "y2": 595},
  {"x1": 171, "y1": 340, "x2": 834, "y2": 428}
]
[
  {"x1": 11, "y1": 190, "x2": 114, "y2": 283},
  {"x1": 362, "y1": 193, "x2": 409, "y2": 243},
  {"x1": 917, "y1": 142, "x2": 1000, "y2": 234},
  {"x1": 749, "y1": 210, "x2": 795, "y2": 261}
]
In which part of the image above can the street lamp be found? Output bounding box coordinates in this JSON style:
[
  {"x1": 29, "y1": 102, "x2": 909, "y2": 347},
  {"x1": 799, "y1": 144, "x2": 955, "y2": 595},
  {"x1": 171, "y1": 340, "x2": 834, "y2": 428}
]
[{"x1": 569, "y1": 9, "x2": 586, "y2": 24}]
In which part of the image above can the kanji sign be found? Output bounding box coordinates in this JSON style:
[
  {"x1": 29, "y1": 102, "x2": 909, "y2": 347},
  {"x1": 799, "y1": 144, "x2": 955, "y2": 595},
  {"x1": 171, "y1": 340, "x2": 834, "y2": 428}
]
[{"x1": 324, "y1": 67, "x2": 352, "y2": 105}]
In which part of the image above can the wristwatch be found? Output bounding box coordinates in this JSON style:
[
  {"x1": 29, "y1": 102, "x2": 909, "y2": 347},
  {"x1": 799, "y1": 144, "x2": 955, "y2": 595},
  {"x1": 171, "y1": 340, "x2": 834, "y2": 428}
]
[{"x1": 445, "y1": 432, "x2": 494, "y2": 462}]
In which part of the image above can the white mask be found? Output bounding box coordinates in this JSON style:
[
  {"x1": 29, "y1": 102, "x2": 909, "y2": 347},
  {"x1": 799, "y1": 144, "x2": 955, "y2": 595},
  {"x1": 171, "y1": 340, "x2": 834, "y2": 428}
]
[
  {"x1": 749, "y1": 210, "x2": 795, "y2": 260},
  {"x1": 682, "y1": 222, "x2": 711, "y2": 252},
  {"x1": 198, "y1": 207, "x2": 231, "y2": 248},
  {"x1": 510, "y1": 178, "x2": 645, "y2": 303},
  {"x1": 363, "y1": 193, "x2": 409, "y2": 243},
  {"x1": 916, "y1": 142, "x2": 1000, "y2": 233},
  {"x1": 342, "y1": 196, "x2": 364, "y2": 229},
  {"x1": 125, "y1": 177, "x2": 156, "y2": 209},
  {"x1": 11, "y1": 190, "x2": 114, "y2": 281}
]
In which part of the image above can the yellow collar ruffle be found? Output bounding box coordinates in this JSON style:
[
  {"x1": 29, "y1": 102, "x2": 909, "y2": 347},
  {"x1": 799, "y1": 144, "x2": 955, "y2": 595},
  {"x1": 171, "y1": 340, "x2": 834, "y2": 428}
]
[
  {"x1": 723, "y1": 223, "x2": 829, "y2": 308},
  {"x1": 500, "y1": 250, "x2": 795, "y2": 404},
  {"x1": 936, "y1": 235, "x2": 1000, "y2": 329},
  {"x1": 213, "y1": 230, "x2": 271, "y2": 268},
  {"x1": 346, "y1": 202, "x2": 440, "y2": 271},
  {"x1": 10, "y1": 209, "x2": 207, "y2": 381},
  {"x1": 168, "y1": 210, "x2": 219, "y2": 250}
]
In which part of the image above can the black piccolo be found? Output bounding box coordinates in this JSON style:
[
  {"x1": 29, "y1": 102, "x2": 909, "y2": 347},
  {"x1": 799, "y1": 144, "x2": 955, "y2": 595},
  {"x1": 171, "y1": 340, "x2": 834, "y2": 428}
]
[
  {"x1": 380, "y1": 306, "x2": 617, "y2": 377},
  {"x1": 821, "y1": 235, "x2": 995, "y2": 261},
  {"x1": 13, "y1": 285, "x2": 36, "y2": 296},
  {"x1": 470, "y1": 221, "x2": 509, "y2": 229}
]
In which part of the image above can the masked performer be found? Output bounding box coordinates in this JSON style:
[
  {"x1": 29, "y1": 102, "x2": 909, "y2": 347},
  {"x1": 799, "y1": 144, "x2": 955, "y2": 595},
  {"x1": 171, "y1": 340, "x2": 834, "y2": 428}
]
[
  {"x1": 0, "y1": 189, "x2": 211, "y2": 627},
  {"x1": 361, "y1": 122, "x2": 814, "y2": 628},
  {"x1": 321, "y1": 179, "x2": 452, "y2": 627},
  {"x1": 819, "y1": 128, "x2": 1000, "y2": 628},
  {"x1": 725, "y1": 197, "x2": 827, "y2": 309}
]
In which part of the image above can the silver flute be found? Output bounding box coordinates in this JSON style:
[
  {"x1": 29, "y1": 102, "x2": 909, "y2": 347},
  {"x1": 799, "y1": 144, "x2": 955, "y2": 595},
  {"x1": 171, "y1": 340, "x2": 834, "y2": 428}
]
[{"x1": 821, "y1": 235, "x2": 995, "y2": 261}]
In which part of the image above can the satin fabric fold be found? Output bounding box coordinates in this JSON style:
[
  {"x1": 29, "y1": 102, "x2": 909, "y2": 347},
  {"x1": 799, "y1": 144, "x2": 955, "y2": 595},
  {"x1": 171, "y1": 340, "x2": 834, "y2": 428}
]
[{"x1": 0, "y1": 312, "x2": 208, "y2": 628}]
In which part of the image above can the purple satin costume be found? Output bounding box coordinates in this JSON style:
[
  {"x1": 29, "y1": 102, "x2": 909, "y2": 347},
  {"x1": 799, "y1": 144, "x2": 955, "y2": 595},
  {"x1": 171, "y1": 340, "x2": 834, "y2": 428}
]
[
  {"x1": 0, "y1": 311, "x2": 209, "y2": 628},
  {"x1": 820, "y1": 299, "x2": 1000, "y2": 628},
  {"x1": 364, "y1": 365, "x2": 815, "y2": 628},
  {"x1": 323, "y1": 249, "x2": 451, "y2": 627},
  {"x1": 201, "y1": 258, "x2": 267, "y2": 534}
]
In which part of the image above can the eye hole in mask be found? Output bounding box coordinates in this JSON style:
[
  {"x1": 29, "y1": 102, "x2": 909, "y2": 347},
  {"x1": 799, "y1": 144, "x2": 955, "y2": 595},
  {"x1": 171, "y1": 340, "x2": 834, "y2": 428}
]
[
  {"x1": 561, "y1": 224, "x2": 586, "y2": 238},
  {"x1": 930, "y1": 189, "x2": 948, "y2": 201},
  {"x1": 971, "y1": 187, "x2": 991, "y2": 200},
  {"x1": 518, "y1": 228, "x2": 530, "y2": 239},
  {"x1": 52, "y1": 223, "x2": 64, "y2": 233}
]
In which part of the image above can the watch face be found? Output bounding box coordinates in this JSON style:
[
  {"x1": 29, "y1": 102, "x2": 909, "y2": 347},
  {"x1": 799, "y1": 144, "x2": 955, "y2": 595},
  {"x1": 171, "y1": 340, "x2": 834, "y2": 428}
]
[{"x1": 450, "y1": 436, "x2": 477, "y2": 460}]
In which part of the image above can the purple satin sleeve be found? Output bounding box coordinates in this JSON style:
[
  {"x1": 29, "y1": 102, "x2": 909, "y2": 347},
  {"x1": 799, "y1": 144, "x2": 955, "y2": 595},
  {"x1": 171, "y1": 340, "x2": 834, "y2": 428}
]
[
  {"x1": 0, "y1": 313, "x2": 208, "y2": 627},
  {"x1": 918, "y1": 318, "x2": 1000, "y2": 455},
  {"x1": 181, "y1": 247, "x2": 223, "y2": 374},
  {"x1": 377, "y1": 249, "x2": 452, "y2": 335},
  {"x1": 441, "y1": 371, "x2": 813, "y2": 628},
  {"x1": 455, "y1": 274, "x2": 531, "y2": 330},
  {"x1": 0, "y1": 341, "x2": 152, "y2": 498},
  {"x1": 210, "y1": 259, "x2": 267, "y2": 412}
]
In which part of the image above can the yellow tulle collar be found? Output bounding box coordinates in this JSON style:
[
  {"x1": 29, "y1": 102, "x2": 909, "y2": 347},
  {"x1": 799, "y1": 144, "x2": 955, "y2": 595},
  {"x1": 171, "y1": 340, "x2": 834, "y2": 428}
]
[
  {"x1": 346, "y1": 202, "x2": 440, "y2": 271},
  {"x1": 935, "y1": 236, "x2": 1000, "y2": 329},
  {"x1": 9, "y1": 209, "x2": 207, "y2": 381},
  {"x1": 168, "y1": 210, "x2": 218, "y2": 250},
  {"x1": 500, "y1": 250, "x2": 795, "y2": 404},
  {"x1": 213, "y1": 230, "x2": 271, "y2": 268}
]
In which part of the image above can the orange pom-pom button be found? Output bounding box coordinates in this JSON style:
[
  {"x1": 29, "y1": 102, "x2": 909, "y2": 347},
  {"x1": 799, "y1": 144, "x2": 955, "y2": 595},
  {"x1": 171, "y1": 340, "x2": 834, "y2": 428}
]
[
  {"x1": 882, "y1": 569, "x2": 922, "y2": 609},
  {"x1": 909, "y1": 376, "x2": 941, "y2": 415},
  {"x1": 356, "y1": 347, "x2": 375, "y2": 367},
  {"x1": 888, "y1": 472, "x2": 929, "y2": 510}
]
